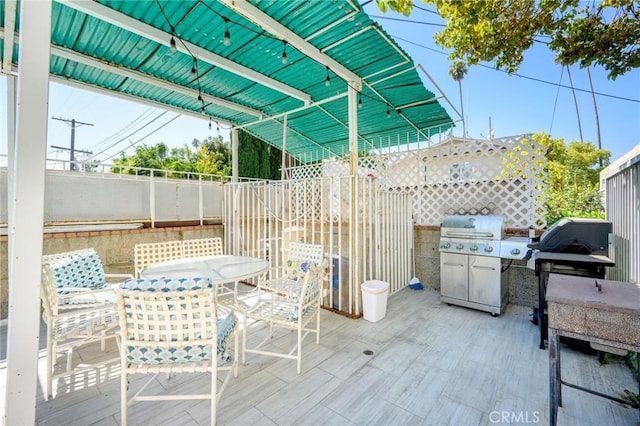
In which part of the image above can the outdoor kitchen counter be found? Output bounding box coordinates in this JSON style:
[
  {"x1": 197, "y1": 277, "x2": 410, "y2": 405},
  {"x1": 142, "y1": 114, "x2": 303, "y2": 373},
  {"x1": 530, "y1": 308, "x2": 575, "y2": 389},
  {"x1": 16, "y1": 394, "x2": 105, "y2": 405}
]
[{"x1": 546, "y1": 273, "x2": 640, "y2": 426}]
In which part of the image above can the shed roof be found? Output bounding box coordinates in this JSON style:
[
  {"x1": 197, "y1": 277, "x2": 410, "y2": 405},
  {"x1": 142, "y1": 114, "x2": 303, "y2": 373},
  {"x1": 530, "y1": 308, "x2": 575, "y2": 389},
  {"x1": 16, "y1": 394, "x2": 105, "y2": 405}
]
[{"x1": 1, "y1": 0, "x2": 454, "y2": 162}]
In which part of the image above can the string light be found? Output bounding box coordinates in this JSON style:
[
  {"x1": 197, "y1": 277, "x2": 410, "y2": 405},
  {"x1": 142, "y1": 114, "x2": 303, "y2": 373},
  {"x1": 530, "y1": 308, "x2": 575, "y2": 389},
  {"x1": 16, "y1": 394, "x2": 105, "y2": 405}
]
[
  {"x1": 358, "y1": 93, "x2": 362, "y2": 109},
  {"x1": 325, "y1": 66, "x2": 331, "y2": 87},
  {"x1": 191, "y1": 57, "x2": 197, "y2": 75},
  {"x1": 223, "y1": 18, "x2": 231, "y2": 46},
  {"x1": 169, "y1": 35, "x2": 177, "y2": 52},
  {"x1": 216, "y1": 122, "x2": 220, "y2": 133},
  {"x1": 281, "y1": 41, "x2": 288, "y2": 64},
  {"x1": 208, "y1": 118, "x2": 212, "y2": 130},
  {"x1": 386, "y1": 104, "x2": 391, "y2": 118}
]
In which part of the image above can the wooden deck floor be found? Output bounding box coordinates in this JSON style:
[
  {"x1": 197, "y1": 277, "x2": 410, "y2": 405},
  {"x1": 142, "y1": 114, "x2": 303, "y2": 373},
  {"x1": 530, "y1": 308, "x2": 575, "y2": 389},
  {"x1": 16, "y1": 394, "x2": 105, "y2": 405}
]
[{"x1": 2, "y1": 288, "x2": 638, "y2": 425}]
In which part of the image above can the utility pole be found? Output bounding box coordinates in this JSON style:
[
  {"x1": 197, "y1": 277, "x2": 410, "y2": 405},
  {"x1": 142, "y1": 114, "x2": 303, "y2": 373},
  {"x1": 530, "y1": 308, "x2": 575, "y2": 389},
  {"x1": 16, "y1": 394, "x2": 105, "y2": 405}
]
[{"x1": 51, "y1": 116, "x2": 93, "y2": 170}]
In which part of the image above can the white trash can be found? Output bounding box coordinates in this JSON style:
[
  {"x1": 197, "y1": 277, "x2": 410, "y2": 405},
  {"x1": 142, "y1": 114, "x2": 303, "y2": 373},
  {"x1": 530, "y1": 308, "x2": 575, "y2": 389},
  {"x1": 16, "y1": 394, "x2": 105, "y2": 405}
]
[{"x1": 361, "y1": 280, "x2": 390, "y2": 322}]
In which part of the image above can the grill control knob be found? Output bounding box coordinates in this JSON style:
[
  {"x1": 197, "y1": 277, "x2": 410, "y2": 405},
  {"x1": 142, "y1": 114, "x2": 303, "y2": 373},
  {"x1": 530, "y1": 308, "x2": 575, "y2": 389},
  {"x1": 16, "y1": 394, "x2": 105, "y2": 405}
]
[
  {"x1": 511, "y1": 248, "x2": 521, "y2": 255},
  {"x1": 441, "y1": 242, "x2": 451, "y2": 249},
  {"x1": 485, "y1": 246, "x2": 494, "y2": 253},
  {"x1": 456, "y1": 244, "x2": 464, "y2": 250},
  {"x1": 470, "y1": 244, "x2": 478, "y2": 251}
]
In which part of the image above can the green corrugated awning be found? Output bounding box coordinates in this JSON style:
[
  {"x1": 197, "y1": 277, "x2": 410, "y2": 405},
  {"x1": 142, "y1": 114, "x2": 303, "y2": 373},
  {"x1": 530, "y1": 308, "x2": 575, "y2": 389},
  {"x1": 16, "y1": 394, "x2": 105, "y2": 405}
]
[{"x1": 1, "y1": 0, "x2": 454, "y2": 162}]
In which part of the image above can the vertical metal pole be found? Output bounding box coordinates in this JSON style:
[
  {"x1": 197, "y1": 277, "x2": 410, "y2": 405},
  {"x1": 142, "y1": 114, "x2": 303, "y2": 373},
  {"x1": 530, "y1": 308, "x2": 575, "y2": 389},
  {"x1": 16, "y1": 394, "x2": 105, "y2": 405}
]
[
  {"x1": 70, "y1": 118, "x2": 76, "y2": 170},
  {"x1": 347, "y1": 83, "x2": 358, "y2": 315},
  {"x1": 5, "y1": 75, "x2": 16, "y2": 281},
  {"x1": 5, "y1": 1, "x2": 52, "y2": 424},
  {"x1": 198, "y1": 175, "x2": 203, "y2": 226},
  {"x1": 2, "y1": 1, "x2": 17, "y2": 74},
  {"x1": 549, "y1": 328, "x2": 559, "y2": 426},
  {"x1": 281, "y1": 115, "x2": 287, "y2": 181},
  {"x1": 231, "y1": 127, "x2": 238, "y2": 183},
  {"x1": 150, "y1": 171, "x2": 155, "y2": 228}
]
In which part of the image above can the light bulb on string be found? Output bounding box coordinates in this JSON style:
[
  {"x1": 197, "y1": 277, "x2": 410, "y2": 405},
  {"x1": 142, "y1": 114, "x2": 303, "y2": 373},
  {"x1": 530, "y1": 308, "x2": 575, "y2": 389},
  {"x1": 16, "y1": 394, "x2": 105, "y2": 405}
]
[
  {"x1": 216, "y1": 122, "x2": 220, "y2": 133},
  {"x1": 386, "y1": 104, "x2": 391, "y2": 119},
  {"x1": 281, "y1": 41, "x2": 288, "y2": 64},
  {"x1": 170, "y1": 35, "x2": 177, "y2": 52},
  {"x1": 208, "y1": 118, "x2": 212, "y2": 130},
  {"x1": 358, "y1": 93, "x2": 362, "y2": 109},
  {"x1": 223, "y1": 18, "x2": 231, "y2": 46},
  {"x1": 191, "y1": 58, "x2": 197, "y2": 75},
  {"x1": 325, "y1": 66, "x2": 331, "y2": 87}
]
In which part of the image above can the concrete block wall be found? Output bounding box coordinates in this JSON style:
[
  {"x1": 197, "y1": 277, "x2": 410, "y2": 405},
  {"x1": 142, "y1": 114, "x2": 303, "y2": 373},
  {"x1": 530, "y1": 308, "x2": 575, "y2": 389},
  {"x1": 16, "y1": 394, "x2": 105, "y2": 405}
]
[
  {"x1": 0, "y1": 224, "x2": 224, "y2": 319},
  {"x1": 0, "y1": 224, "x2": 538, "y2": 320}
]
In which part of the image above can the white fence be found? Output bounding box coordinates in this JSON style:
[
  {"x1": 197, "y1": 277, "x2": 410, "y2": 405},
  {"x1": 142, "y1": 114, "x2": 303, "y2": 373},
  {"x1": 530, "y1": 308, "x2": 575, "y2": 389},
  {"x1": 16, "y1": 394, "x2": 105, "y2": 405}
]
[
  {"x1": 601, "y1": 146, "x2": 640, "y2": 283},
  {"x1": 224, "y1": 177, "x2": 414, "y2": 317}
]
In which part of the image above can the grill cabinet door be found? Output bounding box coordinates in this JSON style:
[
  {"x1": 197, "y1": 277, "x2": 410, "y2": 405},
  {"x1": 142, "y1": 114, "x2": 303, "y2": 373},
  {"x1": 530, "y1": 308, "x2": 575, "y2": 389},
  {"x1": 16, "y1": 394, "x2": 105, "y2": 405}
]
[
  {"x1": 468, "y1": 256, "x2": 502, "y2": 307},
  {"x1": 440, "y1": 252, "x2": 468, "y2": 301}
]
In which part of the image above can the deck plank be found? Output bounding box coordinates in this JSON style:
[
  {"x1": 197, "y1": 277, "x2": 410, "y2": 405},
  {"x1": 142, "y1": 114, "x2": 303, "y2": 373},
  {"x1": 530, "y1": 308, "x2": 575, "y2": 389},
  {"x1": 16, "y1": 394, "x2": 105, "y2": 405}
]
[{"x1": 1, "y1": 288, "x2": 638, "y2": 425}]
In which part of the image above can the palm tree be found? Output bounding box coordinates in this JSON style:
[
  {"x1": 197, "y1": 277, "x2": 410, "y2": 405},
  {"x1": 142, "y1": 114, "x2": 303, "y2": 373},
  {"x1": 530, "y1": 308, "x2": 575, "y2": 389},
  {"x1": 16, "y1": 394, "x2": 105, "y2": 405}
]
[{"x1": 450, "y1": 61, "x2": 468, "y2": 138}]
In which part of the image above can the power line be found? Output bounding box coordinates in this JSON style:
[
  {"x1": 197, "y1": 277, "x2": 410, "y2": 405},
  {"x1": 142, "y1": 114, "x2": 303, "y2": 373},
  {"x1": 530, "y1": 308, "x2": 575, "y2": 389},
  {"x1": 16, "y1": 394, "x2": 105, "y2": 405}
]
[
  {"x1": 91, "y1": 110, "x2": 172, "y2": 160},
  {"x1": 87, "y1": 107, "x2": 157, "y2": 152},
  {"x1": 369, "y1": 14, "x2": 445, "y2": 27},
  {"x1": 393, "y1": 36, "x2": 640, "y2": 103},
  {"x1": 549, "y1": 67, "x2": 564, "y2": 134},
  {"x1": 100, "y1": 113, "x2": 183, "y2": 163}
]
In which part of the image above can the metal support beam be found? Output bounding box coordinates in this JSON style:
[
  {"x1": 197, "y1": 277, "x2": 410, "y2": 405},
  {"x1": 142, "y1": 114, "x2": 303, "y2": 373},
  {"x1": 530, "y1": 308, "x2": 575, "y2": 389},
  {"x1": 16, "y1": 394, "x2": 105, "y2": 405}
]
[
  {"x1": 60, "y1": 0, "x2": 311, "y2": 105},
  {"x1": 4, "y1": 1, "x2": 52, "y2": 424},
  {"x1": 219, "y1": 0, "x2": 362, "y2": 89},
  {"x1": 51, "y1": 44, "x2": 263, "y2": 118},
  {"x1": 281, "y1": 115, "x2": 288, "y2": 181},
  {"x1": 347, "y1": 82, "x2": 359, "y2": 320},
  {"x1": 231, "y1": 127, "x2": 239, "y2": 183},
  {"x1": 1, "y1": 0, "x2": 17, "y2": 74}
]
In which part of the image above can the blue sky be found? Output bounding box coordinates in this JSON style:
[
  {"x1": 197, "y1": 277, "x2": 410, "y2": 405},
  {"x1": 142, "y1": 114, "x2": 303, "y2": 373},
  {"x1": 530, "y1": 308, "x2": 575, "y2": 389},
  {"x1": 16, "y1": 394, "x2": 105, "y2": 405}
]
[{"x1": 1, "y1": 2, "x2": 639, "y2": 164}]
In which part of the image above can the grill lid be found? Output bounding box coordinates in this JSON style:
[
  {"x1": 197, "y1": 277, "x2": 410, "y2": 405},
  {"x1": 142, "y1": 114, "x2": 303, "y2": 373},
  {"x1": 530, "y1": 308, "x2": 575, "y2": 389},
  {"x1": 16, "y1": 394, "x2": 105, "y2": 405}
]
[
  {"x1": 527, "y1": 218, "x2": 612, "y2": 255},
  {"x1": 441, "y1": 215, "x2": 505, "y2": 240}
]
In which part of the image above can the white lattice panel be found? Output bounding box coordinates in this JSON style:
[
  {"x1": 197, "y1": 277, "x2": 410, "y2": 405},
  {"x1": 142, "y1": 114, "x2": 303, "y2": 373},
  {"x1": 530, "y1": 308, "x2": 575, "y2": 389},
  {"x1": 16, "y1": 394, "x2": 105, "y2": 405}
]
[{"x1": 286, "y1": 135, "x2": 547, "y2": 229}]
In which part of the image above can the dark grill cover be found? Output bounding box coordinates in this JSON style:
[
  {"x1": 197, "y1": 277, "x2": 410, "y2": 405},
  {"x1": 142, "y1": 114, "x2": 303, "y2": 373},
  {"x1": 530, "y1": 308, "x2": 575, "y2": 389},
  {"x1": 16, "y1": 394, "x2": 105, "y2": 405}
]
[{"x1": 528, "y1": 218, "x2": 612, "y2": 255}]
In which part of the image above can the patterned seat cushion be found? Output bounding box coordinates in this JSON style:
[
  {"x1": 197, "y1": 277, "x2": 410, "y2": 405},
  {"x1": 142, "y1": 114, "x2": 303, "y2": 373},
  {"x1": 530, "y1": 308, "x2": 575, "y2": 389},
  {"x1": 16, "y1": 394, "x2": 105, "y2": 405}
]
[
  {"x1": 124, "y1": 312, "x2": 236, "y2": 365},
  {"x1": 284, "y1": 260, "x2": 322, "y2": 321},
  {"x1": 121, "y1": 276, "x2": 213, "y2": 292},
  {"x1": 49, "y1": 251, "x2": 107, "y2": 293},
  {"x1": 285, "y1": 260, "x2": 315, "y2": 281}
]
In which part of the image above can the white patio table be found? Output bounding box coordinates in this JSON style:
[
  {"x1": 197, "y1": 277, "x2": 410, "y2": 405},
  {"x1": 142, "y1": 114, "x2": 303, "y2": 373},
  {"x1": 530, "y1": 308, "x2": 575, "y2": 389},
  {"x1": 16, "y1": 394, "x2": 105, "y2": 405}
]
[{"x1": 140, "y1": 255, "x2": 270, "y2": 309}]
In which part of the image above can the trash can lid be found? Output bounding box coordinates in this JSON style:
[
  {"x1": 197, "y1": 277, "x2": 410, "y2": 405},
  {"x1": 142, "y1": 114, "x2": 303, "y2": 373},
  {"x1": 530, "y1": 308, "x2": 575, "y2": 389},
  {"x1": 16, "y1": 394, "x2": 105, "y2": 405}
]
[{"x1": 361, "y1": 280, "x2": 390, "y2": 293}]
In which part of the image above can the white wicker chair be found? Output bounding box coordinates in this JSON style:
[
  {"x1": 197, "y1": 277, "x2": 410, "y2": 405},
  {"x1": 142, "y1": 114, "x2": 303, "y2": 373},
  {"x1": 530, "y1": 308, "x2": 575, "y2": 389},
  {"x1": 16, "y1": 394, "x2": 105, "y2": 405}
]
[
  {"x1": 133, "y1": 240, "x2": 183, "y2": 277},
  {"x1": 41, "y1": 248, "x2": 132, "y2": 399},
  {"x1": 134, "y1": 238, "x2": 224, "y2": 278},
  {"x1": 241, "y1": 242, "x2": 324, "y2": 374},
  {"x1": 115, "y1": 277, "x2": 238, "y2": 426},
  {"x1": 258, "y1": 242, "x2": 324, "y2": 295},
  {"x1": 182, "y1": 237, "x2": 224, "y2": 258}
]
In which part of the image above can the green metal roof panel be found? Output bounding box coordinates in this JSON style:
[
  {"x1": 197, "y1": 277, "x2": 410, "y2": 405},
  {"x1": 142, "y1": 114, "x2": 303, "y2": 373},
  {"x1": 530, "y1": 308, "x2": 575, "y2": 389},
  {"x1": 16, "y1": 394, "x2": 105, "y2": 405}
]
[{"x1": 2, "y1": 0, "x2": 454, "y2": 163}]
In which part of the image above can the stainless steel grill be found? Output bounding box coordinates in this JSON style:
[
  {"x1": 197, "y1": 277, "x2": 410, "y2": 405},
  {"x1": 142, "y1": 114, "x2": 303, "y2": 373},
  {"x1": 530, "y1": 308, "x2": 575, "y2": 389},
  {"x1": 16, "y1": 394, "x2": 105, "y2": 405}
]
[{"x1": 439, "y1": 215, "x2": 529, "y2": 315}]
